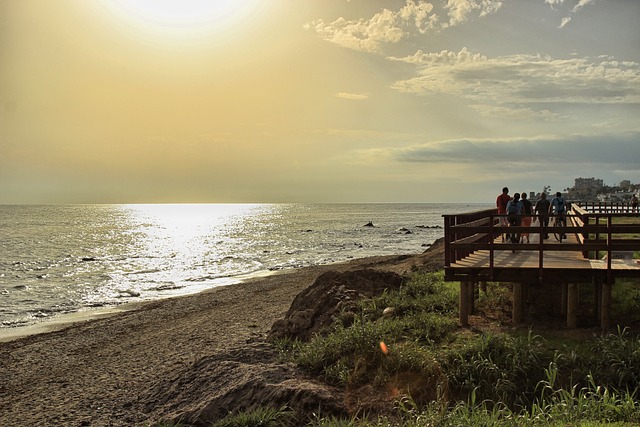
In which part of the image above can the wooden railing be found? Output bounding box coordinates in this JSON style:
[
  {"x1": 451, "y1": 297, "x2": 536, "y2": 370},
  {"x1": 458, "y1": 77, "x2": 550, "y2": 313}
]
[
  {"x1": 573, "y1": 200, "x2": 638, "y2": 214},
  {"x1": 443, "y1": 202, "x2": 640, "y2": 282},
  {"x1": 443, "y1": 209, "x2": 496, "y2": 267}
]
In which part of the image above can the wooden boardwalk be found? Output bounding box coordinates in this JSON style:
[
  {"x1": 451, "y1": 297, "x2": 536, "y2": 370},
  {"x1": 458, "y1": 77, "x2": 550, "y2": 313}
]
[
  {"x1": 452, "y1": 234, "x2": 640, "y2": 273},
  {"x1": 443, "y1": 203, "x2": 640, "y2": 330}
]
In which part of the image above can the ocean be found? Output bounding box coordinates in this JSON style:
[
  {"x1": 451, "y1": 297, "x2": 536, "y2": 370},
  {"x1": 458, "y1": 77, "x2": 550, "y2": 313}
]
[{"x1": 0, "y1": 203, "x2": 489, "y2": 332}]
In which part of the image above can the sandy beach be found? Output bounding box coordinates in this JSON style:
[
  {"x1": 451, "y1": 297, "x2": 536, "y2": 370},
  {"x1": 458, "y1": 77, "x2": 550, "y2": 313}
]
[{"x1": 0, "y1": 248, "x2": 441, "y2": 426}]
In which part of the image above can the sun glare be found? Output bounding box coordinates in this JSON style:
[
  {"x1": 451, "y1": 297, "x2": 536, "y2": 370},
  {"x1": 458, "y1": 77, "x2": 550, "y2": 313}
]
[{"x1": 101, "y1": 0, "x2": 262, "y2": 39}]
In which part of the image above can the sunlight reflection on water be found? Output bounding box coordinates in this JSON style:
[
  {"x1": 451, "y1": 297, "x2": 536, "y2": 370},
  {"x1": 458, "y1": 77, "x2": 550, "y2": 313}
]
[
  {"x1": 107, "y1": 203, "x2": 274, "y2": 295},
  {"x1": 1, "y1": 203, "x2": 490, "y2": 329}
]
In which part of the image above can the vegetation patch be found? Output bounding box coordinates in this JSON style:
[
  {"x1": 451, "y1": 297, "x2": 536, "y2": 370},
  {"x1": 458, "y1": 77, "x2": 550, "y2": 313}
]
[{"x1": 273, "y1": 271, "x2": 640, "y2": 426}]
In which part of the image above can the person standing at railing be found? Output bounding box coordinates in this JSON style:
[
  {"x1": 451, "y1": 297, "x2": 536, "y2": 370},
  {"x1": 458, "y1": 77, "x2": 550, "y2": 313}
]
[
  {"x1": 520, "y1": 192, "x2": 533, "y2": 243},
  {"x1": 534, "y1": 192, "x2": 551, "y2": 240},
  {"x1": 496, "y1": 187, "x2": 511, "y2": 242},
  {"x1": 631, "y1": 194, "x2": 638, "y2": 213}
]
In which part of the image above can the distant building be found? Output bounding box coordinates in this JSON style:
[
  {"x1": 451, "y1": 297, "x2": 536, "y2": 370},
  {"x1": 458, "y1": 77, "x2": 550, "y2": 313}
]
[
  {"x1": 620, "y1": 180, "x2": 631, "y2": 189},
  {"x1": 574, "y1": 177, "x2": 603, "y2": 190}
]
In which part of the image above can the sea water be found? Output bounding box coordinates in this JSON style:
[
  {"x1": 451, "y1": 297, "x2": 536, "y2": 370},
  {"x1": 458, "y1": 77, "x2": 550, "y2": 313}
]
[{"x1": 0, "y1": 203, "x2": 489, "y2": 330}]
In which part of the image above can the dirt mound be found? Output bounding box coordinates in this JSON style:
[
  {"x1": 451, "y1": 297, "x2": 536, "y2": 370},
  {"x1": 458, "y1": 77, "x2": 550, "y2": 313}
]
[
  {"x1": 267, "y1": 239, "x2": 444, "y2": 342},
  {"x1": 144, "y1": 341, "x2": 347, "y2": 426},
  {"x1": 269, "y1": 269, "x2": 405, "y2": 341}
]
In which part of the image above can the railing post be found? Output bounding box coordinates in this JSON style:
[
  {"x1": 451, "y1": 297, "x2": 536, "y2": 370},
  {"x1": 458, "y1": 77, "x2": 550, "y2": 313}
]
[
  {"x1": 538, "y1": 214, "x2": 544, "y2": 283},
  {"x1": 489, "y1": 214, "x2": 495, "y2": 277},
  {"x1": 452, "y1": 215, "x2": 459, "y2": 262},
  {"x1": 606, "y1": 216, "x2": 613, "y2": 285},
  {"x1": 443, "y1": 215, "x2": 452, "y2": 267},
  {"x1": 594, "y1": 215, "x2": 601, "y2": 259},
  {"x1": 582, "y1": 212, "x2": 590, "y2": 258}
]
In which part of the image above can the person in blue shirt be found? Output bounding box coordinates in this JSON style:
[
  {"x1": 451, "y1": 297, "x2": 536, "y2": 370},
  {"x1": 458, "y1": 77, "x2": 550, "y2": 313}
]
[
  {"x1": 550, "y1": 192, "x2": 566, "y2": 215},
  {"x1": 505, "y1": 193, "x2": 523, "y2": 244},
  {"x1": 550, "y1": 192, "x2": 567, "y2": 239}
]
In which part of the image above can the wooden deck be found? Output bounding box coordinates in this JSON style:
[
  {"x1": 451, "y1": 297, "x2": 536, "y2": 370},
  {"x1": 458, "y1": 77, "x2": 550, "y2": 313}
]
[
  {"x1": 443, "y1": 203, "x2": 640, "y2": 330},
  {"x1": 451, "y1": 233, "x2": 640, "y2": 277}
]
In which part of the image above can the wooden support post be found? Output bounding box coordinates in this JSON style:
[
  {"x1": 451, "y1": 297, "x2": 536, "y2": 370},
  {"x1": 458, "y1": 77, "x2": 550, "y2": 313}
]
[
  {"x1": 601, "y1": 279, "x2": 612, "y2": 333},
  {"x1": 459, "y1": 281, "x2": 471, "y2": 327},
  {"x1": 466, "y1": 281, "x2": 473, "y2": 320},
  {"x1": 593, "y1": 277, "x2": 601, "y2": 324},
  {"x1": 561, "y1": 283, "x2": 568, "y2": 316},
  {"x1": 513, "y1": 282, "x2": 523, "y2": 324},
  {"x1": 471, "y1": 282, "x2": 478, "y2": 314},
  {"x1": 567, "y1": 282, "x2": 579, "y2": 329}
]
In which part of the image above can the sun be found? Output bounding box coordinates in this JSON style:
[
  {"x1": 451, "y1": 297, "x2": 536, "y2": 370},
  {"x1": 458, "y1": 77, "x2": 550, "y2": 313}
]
[{"x1": 101, "y1": 0, "x2": 262, "y2": 38}]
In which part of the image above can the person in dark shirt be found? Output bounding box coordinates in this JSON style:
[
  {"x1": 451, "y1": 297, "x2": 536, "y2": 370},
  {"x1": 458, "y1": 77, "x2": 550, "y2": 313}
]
[
  {"x1": 534, "y1": 192, "x2": 551, "y2": 240},
  {"x1": 496, "y1": 187, "x2": 511, "y2": 242},
  {"x1": 520, "y1": 192, "x2": 533, "y2": 243}
]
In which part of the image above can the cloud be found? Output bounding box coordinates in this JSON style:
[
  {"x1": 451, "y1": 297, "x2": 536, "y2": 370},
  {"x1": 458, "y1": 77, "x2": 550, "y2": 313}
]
[
  {"x1": 444, "y1": 0, "x2": 502, "y2": 27},
  {"x1": 555, "y1": 0, "x2": 596, "y2": 28},
  {"x1": 387, "y1": 48, "x2": 640, "y2": 108},
  {"x1": 304, "y1": 0, "x2": 501, "y2": 53},
  {"x1": 388, "y1": 46, "x2": 486, "y2": 64},
  {"x1": 545, "y1": 0, "x2": 565, "y2": 8},
  {"x1": 559, "y1": 16, "x2": 572, "y2": 28},
  {"x1": 571, "y1": 0, "x2": 595, "y2": 13},
  {"x1": 468, "y1": 104, "x2": 565, "y2": 121},
  {"x1": 393, "y1": 132, "x2": 640, "y2": 168},
  {"x1": 335, "y1": 92, "x2": 370, "y2": 100},
  {"x1": 398, "y1": 1, "x2": 437, "y2": 34},
  {"x1": 303, "y1": 9, "x2": 405, "y2": 53}
]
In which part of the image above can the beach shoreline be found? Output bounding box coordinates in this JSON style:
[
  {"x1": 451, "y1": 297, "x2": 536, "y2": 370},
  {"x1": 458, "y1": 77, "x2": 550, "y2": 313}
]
[
  {"x1": 0, "y1": 249, "x2": 440, "y2": 426},
  {"x1": 0, "y1": 255, "x2": 407, "y2": 343},
  {"x1": 0, "y1": 305, "x2": 132, "y2": 343},
  {"x1": 0, "y1": 267, "x2": 285, "y2": 343}
]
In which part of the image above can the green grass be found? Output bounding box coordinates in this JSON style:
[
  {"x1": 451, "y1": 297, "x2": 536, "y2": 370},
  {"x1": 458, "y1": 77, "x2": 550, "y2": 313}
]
[
  {"x1": 292, "y1": 272, "x2": 458, "y2": 388},
  {"x1": 271, "y1": 271, "x2": 640, "y2": 426},
  {"x1": 210, "y1": 406, "x2": 293, "y2": 427}
]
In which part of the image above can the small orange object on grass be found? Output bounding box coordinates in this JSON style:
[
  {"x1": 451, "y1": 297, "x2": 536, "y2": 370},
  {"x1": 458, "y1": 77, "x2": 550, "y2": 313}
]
[{"x1": 379, "y1": 341, "x2": 388, "y2": 354}]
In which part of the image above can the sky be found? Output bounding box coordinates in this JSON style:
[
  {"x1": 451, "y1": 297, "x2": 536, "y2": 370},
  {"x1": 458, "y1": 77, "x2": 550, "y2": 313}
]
[{"x1": 1, "y1": 0, "x2": 638, "y2": 204}]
